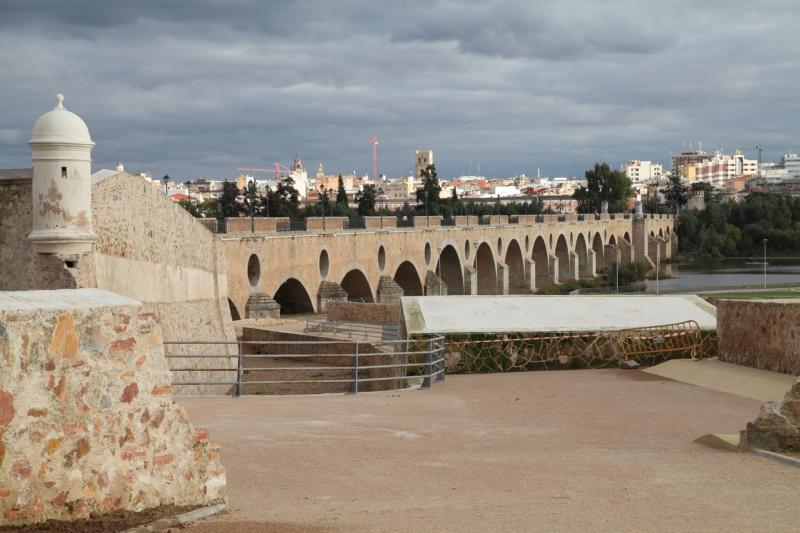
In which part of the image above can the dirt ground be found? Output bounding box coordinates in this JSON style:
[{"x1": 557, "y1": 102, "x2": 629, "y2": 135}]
[
  {"x1": 0, "y1": 505, "x2": 198, "y2": 532},
  {"x1": 179, "y1": 369, "x2": 800, "y2": 532}
]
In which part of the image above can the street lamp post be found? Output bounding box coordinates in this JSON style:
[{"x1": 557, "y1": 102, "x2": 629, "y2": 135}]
[
  {"x1": 424, "y1": 191, "x2": 429, "y2": 226},
  {"x1": 763, "y1": 238, "x2": 768, "y2": 289},
  {"x1": 656, "y1": 244, "x2": 660, "y2": 295},
  {"x1": 162, "y1": 174, "x2": 169, "y2": 196},
  {"x1": 320, "y1": 185, "x2": 326, "y2": 231}
]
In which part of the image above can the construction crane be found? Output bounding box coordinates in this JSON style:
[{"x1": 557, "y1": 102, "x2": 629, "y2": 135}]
[
  {"x1": 369, "y1": 134, "x2": 379, "y2": 182},
  {"x1": 238, "y1": 162, "x2": 293, "y2": 181},
  {"x1": 755, "y1": 143, "x2": 766, "y2": 177}
]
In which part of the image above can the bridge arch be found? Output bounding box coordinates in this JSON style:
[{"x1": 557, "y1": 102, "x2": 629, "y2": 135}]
[
  {"x1": 504, "y1": 238, "x2": 526, "y2": 293},
  {"x1": 575, "y1": 233, "x2": 590, "y2": 278},
  {"x1": 341, "y1": 268, "x2": 374, "y2": 302},
  {"x1": 436, "y1": 244, "x2": 464, "y2": 295},
  {"x1": 394, "y1": 261, "x2": 424, "y2": 296},
  {"x1": 228, "y1": 298, "x2": 241, "y2": 321},
  {"x1": 273, "y1": 277, "x2": 315, "y2": 315},
  {"x1": 554, "y1": 234, "x2": 571, "y2": 281},
  {"x1": 592, "y1": 232, "x2": 605, "y2": 272},
  {"x1": 531, "y1": 236, "x2": 550, "y2": 287},
  {"x1": 475, "y1": 241, "x2": 497, "y2": 294}
]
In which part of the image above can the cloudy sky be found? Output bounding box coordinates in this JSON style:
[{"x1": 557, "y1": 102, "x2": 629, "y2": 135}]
[{"x1": 0, "y1": 0, "x2": 797, "y2": 179}]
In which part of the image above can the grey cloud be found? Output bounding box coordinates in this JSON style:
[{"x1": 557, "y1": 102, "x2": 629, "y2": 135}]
[{"x1": 0, "y1": 0, "x2": 798, "y2": 179}]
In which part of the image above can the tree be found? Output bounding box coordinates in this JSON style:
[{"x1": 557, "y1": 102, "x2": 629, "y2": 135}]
[
  {"x1": 219, "y1": 181, "x2": 242, "y2": 220},
  {"x1": 573, "y1": 163, "x2": 633, "y2": 213},
  {"x1": 243, "y1": 181, "x2": 259, "y2": 221},
  {"x1": 336, "y1": 175, "x2": 348, "y2": 206},
  {"x1": 268, "y1": 175, "x2": 300, "y2": 217},
  {"x1": 415, "y1": 164, "x2": 442, "y2": 214},
  {"x1": 177, "y1": 199, "x2": 199, "y2": 217},
  {"x1": 355, "y1": 184, "x2": 378, "y2": 216},
  {"x1": 663, "y1": 174, "x2": 689, "y2": 214}
]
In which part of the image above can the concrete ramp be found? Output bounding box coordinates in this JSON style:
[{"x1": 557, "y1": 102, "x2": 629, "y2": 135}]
[{"x1": 644, "y1": 358, "x2": 796, "y2": 402}]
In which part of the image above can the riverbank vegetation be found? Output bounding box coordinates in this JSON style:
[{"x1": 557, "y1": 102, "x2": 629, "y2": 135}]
[{"x1": 676, "y1": 193, "x2": 800, "y2": 259}]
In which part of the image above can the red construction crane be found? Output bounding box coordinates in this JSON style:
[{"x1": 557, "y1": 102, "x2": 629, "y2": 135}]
[
  {"x1": 238, "y1": 162, "x2": 293, "y2": 181},
  {"x1": 369, "y1": 134, "x2": 379, "y2": 182}
]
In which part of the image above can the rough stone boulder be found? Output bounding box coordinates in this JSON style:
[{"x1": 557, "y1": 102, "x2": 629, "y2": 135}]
[
  {"x1": 0, "y1": 289, "x2": 226, "y2": 526},
  {"x1": 744, "y1": 377, "x2": 800, "y2": 452}
]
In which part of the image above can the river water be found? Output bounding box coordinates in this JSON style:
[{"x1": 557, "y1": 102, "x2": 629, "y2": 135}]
[{"x1": 646, "y1": 258, "x2": 800, "y2": 290}]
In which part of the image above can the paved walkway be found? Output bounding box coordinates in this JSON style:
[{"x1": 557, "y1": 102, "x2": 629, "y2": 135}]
[
  {"x1": 643, "y1": 358, "x2": 796, "y2": 402},
  {"x1": 180, "y1": 370, "x2": 800, "y2": 532}
]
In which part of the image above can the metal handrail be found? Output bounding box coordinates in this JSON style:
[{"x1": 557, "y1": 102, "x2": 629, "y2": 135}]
[{"x1": 164, "y1": 335, "x2": 445, "y2": 396}]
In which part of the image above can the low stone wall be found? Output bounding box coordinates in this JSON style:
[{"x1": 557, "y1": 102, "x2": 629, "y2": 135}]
[
  {"x1": 717, "y1": 299, "x2": 800, "y2": 375},
  {"x1": 225, "y1": 217, "x2": 289, "y2": 233},
  {"x1": 327, "y1": 301, "x2": 402, "y2": 326},
  {"x1": 241, "y1": 327, "x2": 399, "y2": 392},
  {"x1": 412, "y1": 216, "x2": 442, "y2": 227},
  {"x1": 0, "y1": 289, "x2": 226, "y2": 526},
  {"x1": 307, "y1": 217, "x2": 347, "y2": 231},
  {"x1": 363, "y1": 216, "x2": 396, "y2": 229},
  {"x1": 454, "y1": 215, "x2": 478, "y2": 226}
]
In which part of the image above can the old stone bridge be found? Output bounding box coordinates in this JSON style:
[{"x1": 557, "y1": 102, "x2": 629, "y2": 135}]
[{"x1": 222, "y1": 213, "x2": 675, "y2": 320}]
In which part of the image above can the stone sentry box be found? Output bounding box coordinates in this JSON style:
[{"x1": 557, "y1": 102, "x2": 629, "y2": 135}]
[{"x1": 0, "y1": 289, "x2": 226, "y2": 526}]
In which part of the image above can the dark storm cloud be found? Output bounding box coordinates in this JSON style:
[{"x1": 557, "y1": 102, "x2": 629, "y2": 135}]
[{"x1": 0, "y1": 0, "x2": 798, "y2": 177}]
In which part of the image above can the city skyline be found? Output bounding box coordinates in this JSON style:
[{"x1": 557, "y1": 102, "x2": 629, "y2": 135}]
[{"x1": 0, "y1": 1, "x2": 798, "y2": 179}]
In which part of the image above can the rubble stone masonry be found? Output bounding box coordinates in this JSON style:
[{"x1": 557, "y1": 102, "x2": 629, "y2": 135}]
[{"x1": 0, "y1": 289, "x2": 226, "y2": 526}]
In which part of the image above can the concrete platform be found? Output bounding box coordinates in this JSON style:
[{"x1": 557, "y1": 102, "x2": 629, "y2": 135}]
[
  {"x1": 643, "y1": 358, "x2": 796, "y2": 402},
  {"x1": 403, "y1": 295, "x2": 717, "y2": 334},
  {"x1": 180, "y1": 370, "x2": 800, "y2": 532}
]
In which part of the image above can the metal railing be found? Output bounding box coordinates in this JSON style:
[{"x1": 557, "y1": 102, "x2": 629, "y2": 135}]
[
  {"x1": 304, "y1": 318, "x2": 399, "y2": 341},
  {"x1": 164, "y1": 335, "x2": 446, "y2": 396}
]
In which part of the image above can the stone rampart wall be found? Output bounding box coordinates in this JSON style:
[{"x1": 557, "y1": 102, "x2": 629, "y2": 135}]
[
  {"x1": 0, "y1": 177, "x2": 35, "y2": 290},
  {"x1": 0, "y1": 290, "x2": 226, "y2": 526},
  {"x1": 717, "y1": 299, "x2": 800, "y2": 375}
]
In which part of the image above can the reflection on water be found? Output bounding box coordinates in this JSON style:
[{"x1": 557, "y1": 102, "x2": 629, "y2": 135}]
[{"x1": 647, "y1": 259, "x2": 800, "y2": 289}]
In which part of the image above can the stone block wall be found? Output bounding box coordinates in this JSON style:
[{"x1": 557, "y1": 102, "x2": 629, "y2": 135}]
[
  {"x1": 306, "y1": 217, "x2": 347, "y2": 231},
  {"x1": 363, "y1": 216, "x2": 396, "y2": 229},
  {"x1": 0, "y1": 289, "x2": 226, "y2": 526},
  {"x1": 327, "y1": 301, "x2": 403, "y2": 326},
  {"x1": 412, "y1": 216, "x2": 442, "y2": 227},
  {"x1": 717, "y1": 299, "x2": 800, "y2": 375}
]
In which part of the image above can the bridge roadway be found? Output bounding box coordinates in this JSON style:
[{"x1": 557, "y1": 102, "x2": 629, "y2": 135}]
[{"x1": 221, "y1": 213, "x2": 675, "y2": 319}]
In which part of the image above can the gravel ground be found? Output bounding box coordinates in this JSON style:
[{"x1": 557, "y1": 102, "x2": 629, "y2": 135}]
[{"x1": 179, "y1": 369, "x2": 800, "y2": 532}]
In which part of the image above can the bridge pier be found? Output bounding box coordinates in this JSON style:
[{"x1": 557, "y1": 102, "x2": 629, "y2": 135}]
[
  {"x1": 549, "y1": 255, "x2": 559, "y2": 285},
  {"x1": 583, "y1": 249, "x2": 597, "y2": 278},
  {"x1": 425, "y1": 270, "x2": 448, "y2": 296},
  {"x1": 245, "y1": 292, "x2": 280, "y2": 319},
  {"x1": 496, "y1": 261, "x2": 510, "y2": 295},
  {"x1": 317, "y1": 281, "x2": 348, "y2": 312},
  {"x1": 463, "y1": 266, "x2": 478, "y2": 295},
  {"x1": 619, "y1": 238, "x2": 633, "y2": 265},
  {"x1": 524, "y1": 258, "x2": 536, "y2": 292},
  {"x1": 568, "y1": 252, "x2": 579, "y2": 281},
  {"x1": 377, "y1": 276, "x2": 404, "y2": 305}
]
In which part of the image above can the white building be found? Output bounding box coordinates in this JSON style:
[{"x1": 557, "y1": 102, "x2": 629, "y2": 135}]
[
  {"x1": 289, "y1": 154, "x2": 308, "y2": 199},
  {"x1": 695, "y1": 151, "x2": 757, "y2": 187},
  {"x1": 621, "y1": 160, "x2": 663, "y2": 184},
  {"x1": 381, "y1": 176, "x2": 415, "y2": 199}
]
